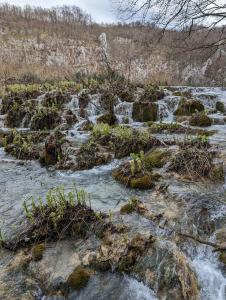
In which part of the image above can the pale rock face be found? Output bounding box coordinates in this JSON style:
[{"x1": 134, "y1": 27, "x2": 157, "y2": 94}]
[{"x1": 99, "y1": 32, "x2": 108, "y2": 52}]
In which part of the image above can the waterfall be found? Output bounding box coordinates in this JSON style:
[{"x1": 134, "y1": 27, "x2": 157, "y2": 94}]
[
  {"x1": 192, "y1": 246, "x2": 226, "y2": 300},
  {"x1": 157, "y1": 95, "x2": 181, "y2": 122},
  {"x1": 115, "y1": 101, "x2": 133, "y2": 124}
]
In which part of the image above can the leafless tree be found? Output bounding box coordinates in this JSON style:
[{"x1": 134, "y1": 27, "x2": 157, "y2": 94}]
[{"x1": 113, "y1": 0, "x2": 226, "y2": 51}]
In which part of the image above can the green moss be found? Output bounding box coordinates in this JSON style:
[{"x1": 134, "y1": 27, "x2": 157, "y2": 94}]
[
  {"x1": 144, "y1": 149, "x2": 169, "y2": 170},
  {"x1": 132, "y1": 102, "x2": 158, "y2": 122},
  {"x1": 32, "y1": 243, "x2": 45, "y2": 261},
  {"x1": 174, "y1": 99, "x2": 204, "y2": 116},
  {"x1": 67, "y1": 267, "x2": 91, "y2": 290},
  {"x1": 130, "y1": 175, "x2": 154, "y2": 189},
  {"x1": 216, "y1": 101, "x2": 225, "y2": 113},
  {"x1": 189, "y1": 113, "x2": 212, "y2": 127},
  {"x1": 148, "y1": 122, "x2": 182, "y2": 133}
]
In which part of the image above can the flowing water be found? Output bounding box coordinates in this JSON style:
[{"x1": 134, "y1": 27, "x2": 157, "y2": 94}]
[{"x1": 0, "y1": 86, "x2": 226, "y2": 299}]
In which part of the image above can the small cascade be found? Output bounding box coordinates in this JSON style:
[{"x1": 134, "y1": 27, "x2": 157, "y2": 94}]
[
  {"x1": 191, "y1": 246, "x2": 226, "y2": 300},
  {"x1": 115, "y1": 101, "x2": 133, "y2": 123},
  {"x1": 86, "y1": 94, "x2": 102, "y2": 121},
  {"x1": 157, "y1": 95, "x2": 180, "y2": 122}
]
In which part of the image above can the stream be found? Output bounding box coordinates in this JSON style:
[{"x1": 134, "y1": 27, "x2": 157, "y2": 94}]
[{"x1": 0, "y1": 86, "x2": 226, "y2": 299}]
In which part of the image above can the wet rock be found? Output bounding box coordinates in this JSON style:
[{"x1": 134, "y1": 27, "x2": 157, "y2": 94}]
[{"x1": 132, "y1": 102, "x2": 158, "y2": 122}]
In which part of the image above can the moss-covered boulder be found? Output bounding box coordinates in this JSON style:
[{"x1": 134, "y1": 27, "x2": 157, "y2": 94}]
[
  {"x1": 189, "y1": 112, "x2": 212, "y2": 127},
  {"x1": 144, "y1": 149, "x2": 169, "y2": 170},
  {"x1": 132, "y1": 102, "x2": 158, "y2": 122},
  {"x1": 32, "y1": 244, "x2": 45, "y2": 261},
  {"x1": 216, "y1": 101, "x2": 225, "y2": 113},
  {"x1": 97, "y1": 113, "x2": 117, "y2": 125},
  {"x1": 174, "y1": 99, "x2": 204, "y2": 116},
  {"x1": 66, "y1": 267, "x2": 91, "y2": 290},
  {"x1": 112, "y1": 160, "x2": 160, "y2": 190}
]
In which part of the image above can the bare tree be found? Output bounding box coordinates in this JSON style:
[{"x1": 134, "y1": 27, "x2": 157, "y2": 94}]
[{"x1": 113, "y1": 0, "x2": 226, "y2": 50}]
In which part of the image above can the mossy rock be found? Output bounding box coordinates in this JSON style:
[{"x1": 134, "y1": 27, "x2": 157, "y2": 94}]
[
  {"x1": 67, "y1": 267, "x2": 91, "y2": 290},
  {"x1": 132, "y1": 102, "x2": 158, "y2": 122},
  {"x1": 174, "y1": 99, "x2": 204, "y2": 116},
  {"x1": 130, "y1": 175, "x2": 155, "y2": 189},
  {"x1": 189, "y1": 113, "x2": 212, "y2": 127},
  {"x1": 97, "y1": 113, "x2": 117, "y2": 125},
  {"x1": 32, "y1": 243, "x2": 45, "y2": 261},
  {"x1": 144, "y1": 149, "x2": 169, "y2": 170},
  {"x1": 216, "y1": 101, "x2": 225, "y2": 113}
]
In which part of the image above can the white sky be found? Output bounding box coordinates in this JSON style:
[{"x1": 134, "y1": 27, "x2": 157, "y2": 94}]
[{"x1": 0, "y1": 0, "x2": 117, "y2": 23}]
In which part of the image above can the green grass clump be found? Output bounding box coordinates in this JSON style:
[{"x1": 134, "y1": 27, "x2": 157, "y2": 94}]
[
  {"x1": 92, "y1": 123, "x2": 111, "y2": 138},
  {"x1": 112, "y1": 125, "x2": 133, "y2": 140}
]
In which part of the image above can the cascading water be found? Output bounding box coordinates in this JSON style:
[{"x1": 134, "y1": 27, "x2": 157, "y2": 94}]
[
  {"x1": 0, "y1": 86, "x2": 226, "y2": 299},
  {"x1": 114, "y1": 101, "x2": 133, "y2": 123}
]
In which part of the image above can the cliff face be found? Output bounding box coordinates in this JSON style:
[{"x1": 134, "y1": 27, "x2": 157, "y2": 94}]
[{"x1": 0, "y1": 26, "x2": 226, "y2": 86}]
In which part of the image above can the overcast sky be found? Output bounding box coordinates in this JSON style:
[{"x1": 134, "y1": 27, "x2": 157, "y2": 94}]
[{"x1": 0, "y1": 0, "x2": 117, "y2": 23}]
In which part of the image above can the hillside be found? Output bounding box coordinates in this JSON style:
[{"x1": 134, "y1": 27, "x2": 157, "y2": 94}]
[{"x1": 0, "y1": 3, "x2": 226, "y2": 86}]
